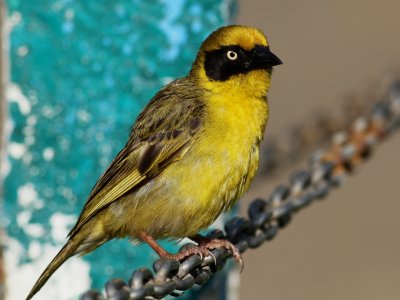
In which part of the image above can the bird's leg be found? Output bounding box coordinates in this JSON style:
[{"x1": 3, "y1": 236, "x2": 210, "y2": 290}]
[
  {"x1": 189, "y1": 234, "x2": 244, "y2": 271},
  {"x1": 138, "y1": 231, "x2": 205, "y2": 261},
  {"x1": 139, "y1": 232, "x2": 243, "y2": 270}
]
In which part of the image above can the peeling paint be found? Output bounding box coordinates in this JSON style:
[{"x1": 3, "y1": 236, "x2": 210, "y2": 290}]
[
  {"x1": 7, "y1": 83, "x2": 31, "y2": 115},
  {"x1": 4, "y1": 236, "x2": 91, "y2": 300},
  {"x1": 3, "y1": 1, "x2": 237, "y2": 299}
]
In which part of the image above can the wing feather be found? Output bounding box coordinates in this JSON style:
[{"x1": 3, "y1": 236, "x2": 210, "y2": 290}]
[{"x1": 68, "y1": 78, "x2": 204, "y2": 237}]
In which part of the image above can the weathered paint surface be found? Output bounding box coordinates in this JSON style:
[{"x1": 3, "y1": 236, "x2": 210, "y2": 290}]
[{"x1": 1, "y1": 1, "x2": 236, "y2": 299}]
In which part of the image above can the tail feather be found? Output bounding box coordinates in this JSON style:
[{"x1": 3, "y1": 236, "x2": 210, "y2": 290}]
[{"x1": 26, "y1": 239, "x2": 79, "y2": 300}]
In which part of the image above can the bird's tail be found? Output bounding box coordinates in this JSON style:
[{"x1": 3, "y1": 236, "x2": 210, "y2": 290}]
[{"x1": 26, "y1": 239, "x2": 80, "y2": 300}]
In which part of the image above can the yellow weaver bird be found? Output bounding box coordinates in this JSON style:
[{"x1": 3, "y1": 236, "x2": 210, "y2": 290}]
[{"x1": 27, "y1": 25, "x2": 282, "y2": 299}]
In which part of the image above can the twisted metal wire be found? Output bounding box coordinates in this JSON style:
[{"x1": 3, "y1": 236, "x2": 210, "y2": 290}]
[{"x1": 81, "y1": 80, "x2": 400, "y2": 300}]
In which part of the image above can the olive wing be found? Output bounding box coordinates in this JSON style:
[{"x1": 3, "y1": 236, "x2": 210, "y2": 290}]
[{"x1": 68, "y1": 79, "x2": 204, "y2": 237}]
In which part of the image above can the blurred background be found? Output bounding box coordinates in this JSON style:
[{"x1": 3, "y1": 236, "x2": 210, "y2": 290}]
[
  {"x1": 1, "y1": 0, "x2": 400, "y2": 299},
  {"x1": 238, "y1": 1, "x2": 400, "y2": 299}
]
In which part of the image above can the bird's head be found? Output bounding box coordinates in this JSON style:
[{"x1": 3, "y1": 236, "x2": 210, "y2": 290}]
[{"x1": 190, "y1": 25, "x2": 282, "y2": 98}]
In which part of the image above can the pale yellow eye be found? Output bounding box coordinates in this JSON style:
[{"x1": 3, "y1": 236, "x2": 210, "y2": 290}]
[{"x1": 226, "y1": 50, "x2": 238, "y2": 60}]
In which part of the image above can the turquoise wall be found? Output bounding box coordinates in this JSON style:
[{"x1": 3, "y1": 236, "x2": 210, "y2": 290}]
[{"x1": 1, "y1": 1, "x2": 237, "y2": 299}]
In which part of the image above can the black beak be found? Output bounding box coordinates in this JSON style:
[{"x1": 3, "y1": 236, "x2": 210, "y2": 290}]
[{"x1": 252, "y1": 45, "x2": 283, "y2": 68}]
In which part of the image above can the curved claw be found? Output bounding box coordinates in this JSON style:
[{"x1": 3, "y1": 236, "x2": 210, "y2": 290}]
[
  {"x1": 192, "y1": 247, "x2": 203, "y2": 260},
  {"x1": 190, "y1": 235, "x2": 244, "y2": 272},
  {"x1": 228, "y1": 245, "x2": 244, "y2": 272},
  {"x1": 214, "y1": 240, "x2": 244, "y2": 272},
  {"x1": 207, "y1": 249, "x2": 217, "y2": 265},
  {"x1": 199, "y1": 247, "x2": 217, "y2": 265}
]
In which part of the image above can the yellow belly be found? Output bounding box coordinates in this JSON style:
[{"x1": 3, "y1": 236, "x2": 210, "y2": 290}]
[
  {"x1": 103, "y1": 91, "x2": 268, "y2": 239},
  {"x1": 174, "y1": 90, "x2": 268, "y2": 235}
]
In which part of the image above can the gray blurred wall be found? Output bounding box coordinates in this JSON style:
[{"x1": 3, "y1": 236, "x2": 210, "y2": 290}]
[{"x1": 238, "y1": 1, "x2": 400, "y2": 299}]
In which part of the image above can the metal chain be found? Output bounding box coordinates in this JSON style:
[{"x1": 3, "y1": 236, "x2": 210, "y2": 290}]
[
  {"x1": 259, "y1": 79, "x2": 386, "y2": 176},
  {"x1": 81, "y1": 80, "x2": 400, "y2": 300}
]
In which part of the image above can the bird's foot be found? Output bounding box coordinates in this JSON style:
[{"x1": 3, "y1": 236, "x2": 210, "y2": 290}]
[
  {"x1": 158, "y1": 245, "x2": 215, "y2": 262},
  {"x1": 191, "y1": 235, "x2": 244, "y2": 272},
  {"x1": 139, "y1": 231, "x2": 214, "y2": 262},
  {"x1": 139, "y1": 231, "x2": 243, "y2": 271}
]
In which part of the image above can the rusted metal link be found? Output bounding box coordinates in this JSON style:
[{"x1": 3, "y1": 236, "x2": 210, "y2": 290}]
[{"x1": 81, "y1": 80, "x2": 400, "y2": 300}]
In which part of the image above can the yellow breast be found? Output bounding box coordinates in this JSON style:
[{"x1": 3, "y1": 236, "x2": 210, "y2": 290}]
[
  {"x1": 172, "y1": 73, "x2": 269, "y2": 232},
  {"x1": 122, "y1": 70, "x2": 271, "y2": 239}
]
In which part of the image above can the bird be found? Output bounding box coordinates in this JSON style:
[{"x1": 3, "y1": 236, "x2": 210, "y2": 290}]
[{"x1": 27, "y1": 25, "x2": 282, "y2": 299}]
